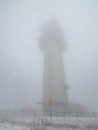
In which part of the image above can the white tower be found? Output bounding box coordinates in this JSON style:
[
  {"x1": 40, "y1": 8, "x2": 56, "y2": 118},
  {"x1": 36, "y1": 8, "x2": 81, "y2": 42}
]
[{"x1": 39, "y1": 20, "x2": 69, "y2": 112}]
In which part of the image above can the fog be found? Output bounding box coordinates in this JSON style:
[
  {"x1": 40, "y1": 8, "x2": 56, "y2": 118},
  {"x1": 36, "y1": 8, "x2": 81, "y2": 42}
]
[{"x1": 0, "y1": 0, "x2": 98, "y2": 112}]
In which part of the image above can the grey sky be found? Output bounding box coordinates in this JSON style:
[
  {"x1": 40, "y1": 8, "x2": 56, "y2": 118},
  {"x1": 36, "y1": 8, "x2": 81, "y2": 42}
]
[{"x1": 0, "y1": 0, "x2": 98, "y2": 112}]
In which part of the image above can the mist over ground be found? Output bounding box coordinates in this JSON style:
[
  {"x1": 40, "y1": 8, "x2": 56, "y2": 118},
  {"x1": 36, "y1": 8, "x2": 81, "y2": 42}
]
[{"x1": 0, "y1": 0, "x2": 98, "y2": 112}]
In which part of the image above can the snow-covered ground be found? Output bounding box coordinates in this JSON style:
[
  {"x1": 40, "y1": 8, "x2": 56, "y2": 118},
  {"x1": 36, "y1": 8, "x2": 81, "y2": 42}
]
[
  {"x1": 0, "y1": 111, "x2": 98, "y2": 130},
  {"x1": 0, "y1": 116, "x2": 98, "y2": 130},
  {"x1": 0, "y1": 123, "x2": 30, "y2": 130}
]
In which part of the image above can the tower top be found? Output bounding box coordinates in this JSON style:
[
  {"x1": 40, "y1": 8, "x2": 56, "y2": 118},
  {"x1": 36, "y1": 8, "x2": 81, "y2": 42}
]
[{"x1": 39, "y1": 19, "x2": 66, "y2": 51}]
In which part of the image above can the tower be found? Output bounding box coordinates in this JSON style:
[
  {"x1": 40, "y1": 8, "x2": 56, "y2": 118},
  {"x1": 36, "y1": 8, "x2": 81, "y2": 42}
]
[{"x1": 39, "y1": 20, "x2": 69, "y2": 112}]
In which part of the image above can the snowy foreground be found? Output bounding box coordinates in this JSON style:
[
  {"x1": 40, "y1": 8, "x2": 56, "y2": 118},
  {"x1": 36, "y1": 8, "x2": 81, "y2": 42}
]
[
  {"x1": 0, "y1": 123, "x2": 30, "y2": 130},
  {"x1": 0, "y1": 110, "x2": 98, "y2": 130},
  {"x1": 0, "y1": 116, "x2": 98, "y2": 130}
]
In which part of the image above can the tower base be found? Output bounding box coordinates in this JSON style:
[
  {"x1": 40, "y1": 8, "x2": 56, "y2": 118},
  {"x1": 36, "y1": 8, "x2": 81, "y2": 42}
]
[{"x1": 42, "y1": 102, "x2": 87, "y2": 114}]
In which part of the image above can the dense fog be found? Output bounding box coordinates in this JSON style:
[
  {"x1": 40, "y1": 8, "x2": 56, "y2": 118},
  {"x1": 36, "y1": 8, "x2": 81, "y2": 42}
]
[{"x1": 0, "y1": 0, "x2": 98, "y2": 112}]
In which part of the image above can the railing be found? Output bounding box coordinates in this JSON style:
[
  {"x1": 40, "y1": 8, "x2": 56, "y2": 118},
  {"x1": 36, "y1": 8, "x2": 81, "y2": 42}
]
[{"x1": 0, "y1": 110, "x2": 98, "y2": 129}]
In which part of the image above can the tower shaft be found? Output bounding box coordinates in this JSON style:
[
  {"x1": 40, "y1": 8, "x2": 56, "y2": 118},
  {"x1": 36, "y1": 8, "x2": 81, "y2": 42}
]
[{"x1": 43, "y1": 47, "x2": 68, "y2": 104}]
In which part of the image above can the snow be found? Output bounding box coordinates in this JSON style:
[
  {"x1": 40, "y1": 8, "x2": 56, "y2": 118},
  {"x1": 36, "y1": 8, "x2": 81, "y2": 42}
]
[
  {"x1": 0, "y1": 114, "x2": 98, "y2": 130},
  {"x1": 0, "y1": 123, "x2": 30, "y2": 130}
]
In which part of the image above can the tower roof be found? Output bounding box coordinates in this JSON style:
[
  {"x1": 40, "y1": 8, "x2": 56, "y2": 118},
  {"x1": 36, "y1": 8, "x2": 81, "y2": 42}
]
[
  {"x1": 40, "y1": 19, "x2": 61, "y2": 34},
  {"x1": 39, "y1": 19, "x2": 66, "y2": 51}
]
